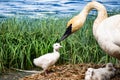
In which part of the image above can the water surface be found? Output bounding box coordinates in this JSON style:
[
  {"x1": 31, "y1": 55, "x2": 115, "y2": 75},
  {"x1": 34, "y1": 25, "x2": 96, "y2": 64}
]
[{"x1": 0, "y1": 0, "x2": 120, "y2": 18}]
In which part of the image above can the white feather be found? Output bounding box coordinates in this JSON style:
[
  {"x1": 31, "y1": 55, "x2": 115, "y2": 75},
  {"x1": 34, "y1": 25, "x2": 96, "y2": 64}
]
[
  {"x1": 85, "y1": 63, "x2": 116, "y2": 80},
  {"x1": 33, "y1": 43, "x2": 62, "y2": 71}
]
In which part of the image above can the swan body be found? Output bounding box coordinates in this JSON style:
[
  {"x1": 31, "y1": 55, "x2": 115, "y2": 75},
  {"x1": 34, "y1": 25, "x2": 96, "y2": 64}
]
[
  {"x1": 96, "y1": 15, "x2": 120, "y2": 59},
  {"x1": 59, "y1": 1, "x2": 120, "y2": 60},
  {"x1": 85, "y1": 63, "x2": 116, "y2": 80},
  {"x1": 33, "y1": 43, "x2": 62, "y2": 72}
]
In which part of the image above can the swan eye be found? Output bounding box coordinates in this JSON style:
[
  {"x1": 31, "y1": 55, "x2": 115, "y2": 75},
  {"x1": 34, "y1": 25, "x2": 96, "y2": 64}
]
[{"x1": 68, "y1": 24, "x2": 72, "y2": 27}]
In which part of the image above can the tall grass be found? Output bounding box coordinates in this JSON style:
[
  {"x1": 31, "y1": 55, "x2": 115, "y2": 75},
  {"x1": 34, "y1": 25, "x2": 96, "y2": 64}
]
[{"x1": 0, "y1": 14, "x2": 118, "y2": 72}]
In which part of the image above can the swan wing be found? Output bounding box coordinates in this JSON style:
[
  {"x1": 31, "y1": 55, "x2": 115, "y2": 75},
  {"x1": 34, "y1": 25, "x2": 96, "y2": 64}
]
[
  {"x1": 97, "y1": 15, "x2": 120, "y2": 47},
  {"x1": 106, "y1": 15, "x2": 120, "y2": 46}
]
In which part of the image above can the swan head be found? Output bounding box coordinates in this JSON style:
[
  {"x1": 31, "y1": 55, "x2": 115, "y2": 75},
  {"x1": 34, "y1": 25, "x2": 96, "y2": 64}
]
[{"x1": 58, "y1": 14, "x2": 84, "y2": 42}]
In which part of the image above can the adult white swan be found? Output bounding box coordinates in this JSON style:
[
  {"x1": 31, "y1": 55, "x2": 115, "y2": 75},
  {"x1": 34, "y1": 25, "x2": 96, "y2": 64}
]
[{"x1": 59, "y1": 1, "x2": 120, "y2": 60}]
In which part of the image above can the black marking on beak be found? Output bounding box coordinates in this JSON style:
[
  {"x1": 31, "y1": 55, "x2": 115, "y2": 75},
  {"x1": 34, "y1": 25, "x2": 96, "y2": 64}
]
[{"x1": 58, "y1": 24, "x2": 72, "y2": 42}]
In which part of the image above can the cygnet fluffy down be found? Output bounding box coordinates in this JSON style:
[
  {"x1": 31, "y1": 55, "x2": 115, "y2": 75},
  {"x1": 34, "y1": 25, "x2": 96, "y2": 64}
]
[
  {"x1": 85, "y1": 63, "x2": 116, "y2": 80},
  {"x1": 33, "y1": 43, "x2": 62, "y2": 73}
]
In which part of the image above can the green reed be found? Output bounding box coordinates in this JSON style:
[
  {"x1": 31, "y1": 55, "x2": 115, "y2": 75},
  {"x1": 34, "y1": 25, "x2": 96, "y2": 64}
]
[{"x1": 0, "y1": 14, "x2": 118, "y2": 72}]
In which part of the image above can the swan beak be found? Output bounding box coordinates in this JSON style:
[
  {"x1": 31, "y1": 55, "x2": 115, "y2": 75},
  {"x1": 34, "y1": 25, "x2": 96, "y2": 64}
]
[{"x1": 58, "y1": 24, "x2": 72, "y2": 42}]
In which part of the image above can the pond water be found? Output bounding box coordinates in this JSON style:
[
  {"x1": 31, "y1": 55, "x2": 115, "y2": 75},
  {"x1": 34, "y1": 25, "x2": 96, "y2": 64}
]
[{"x1": 0, "y1": 0, "x2": 120, "y2": 18}]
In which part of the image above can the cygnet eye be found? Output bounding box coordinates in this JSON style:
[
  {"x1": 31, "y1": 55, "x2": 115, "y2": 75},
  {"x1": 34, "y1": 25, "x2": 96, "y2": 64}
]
[{"x1": 55, "y1": 44, "x2": 58, "y2": 46}]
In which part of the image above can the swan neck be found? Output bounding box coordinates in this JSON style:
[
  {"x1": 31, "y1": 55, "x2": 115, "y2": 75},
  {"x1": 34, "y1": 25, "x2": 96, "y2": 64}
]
[
  {"x1": 81, "y1": 1, "x2": 108, "y2": 37},
  {"x1": 82, "y1": 1, "x2": 108, "y2": 20}
]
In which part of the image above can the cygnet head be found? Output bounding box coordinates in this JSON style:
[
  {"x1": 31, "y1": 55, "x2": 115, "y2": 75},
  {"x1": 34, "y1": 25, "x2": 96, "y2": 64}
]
[
  {"x1": 85, "y1": 68, "x2": 94, "y2": 80},
  {"x1": 53, "y1": 43, "x2": 62, "y2": 51},
  {"x1": 86, "y1": 68, "x2": 94, "y2": 76},
  {"x1": 106, "y1": 63, "x2": 116, "y2": 71}
]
